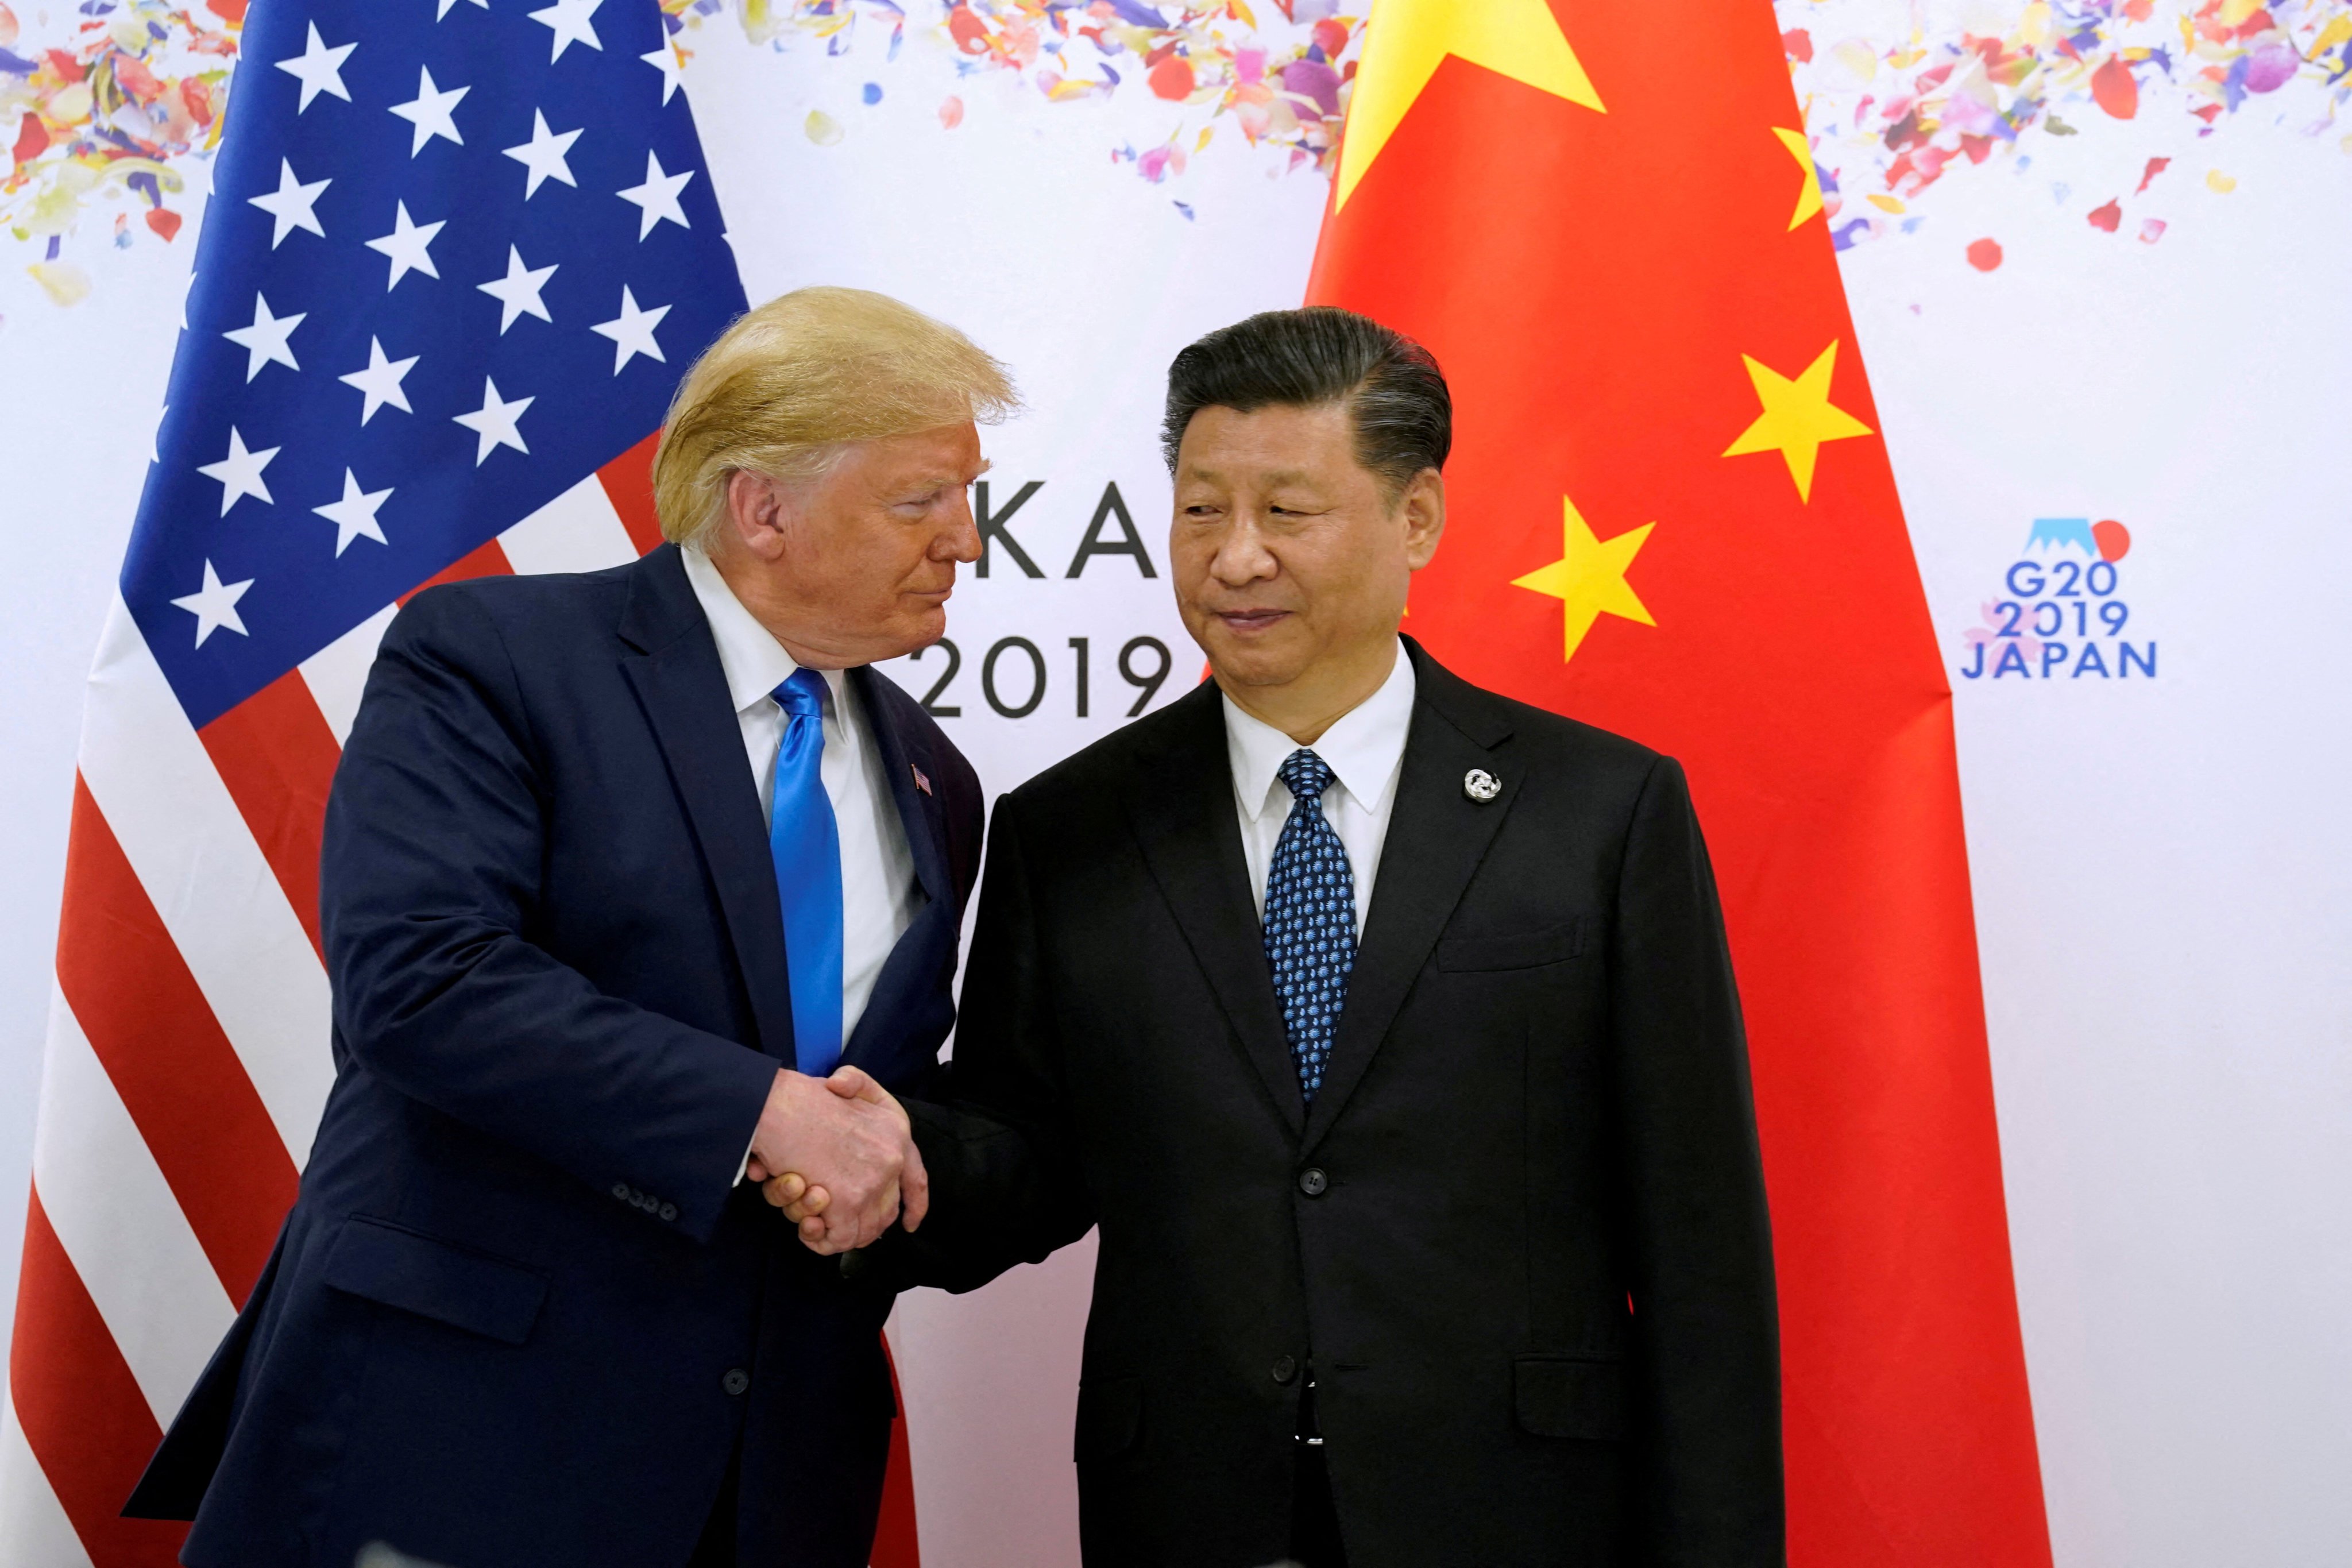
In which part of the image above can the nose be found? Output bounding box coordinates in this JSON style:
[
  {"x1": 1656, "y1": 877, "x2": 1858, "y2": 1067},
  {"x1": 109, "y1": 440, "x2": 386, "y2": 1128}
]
[
  {"x1": 937, "y1": 486, "x2": 982, "y2": 565},
  {"x1": 1208, "y1": 515, "x2": 1277, "y2": 586}
]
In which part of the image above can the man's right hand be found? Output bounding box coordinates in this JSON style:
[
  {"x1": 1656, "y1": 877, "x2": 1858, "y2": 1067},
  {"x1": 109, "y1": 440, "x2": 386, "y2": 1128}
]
[{"x1": 743, "y1": 1068, "x2": 925, "y2": 1252}]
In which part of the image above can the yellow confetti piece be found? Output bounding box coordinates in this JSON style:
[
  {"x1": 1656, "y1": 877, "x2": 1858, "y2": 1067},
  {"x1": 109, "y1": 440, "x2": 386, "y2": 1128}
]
[
  {"x1": 1196, "y1": 126, "x2": 1215, "y2": 152},
  {"x1": 1830, "y1": 37, "x2": 1877, "y2": 84},
  {"x1": 47, "y1": 81, "x2": 94, "y2": 125},
  {"x1": 2219, "y1": 0, "x2": 2262, "y2": 25},
  {"x1": 2206, "y1": 169, "x2": 2236, "y2": 192},
  {"x1": 1866, "y1": 193, "x2": 1905, "y2": 213},
  {"x1": 28, "y1": 260, "x2": 91, "y2": 307},
  {"x1": 804, "y1": 109, "x2": 843, "y2": 146}
]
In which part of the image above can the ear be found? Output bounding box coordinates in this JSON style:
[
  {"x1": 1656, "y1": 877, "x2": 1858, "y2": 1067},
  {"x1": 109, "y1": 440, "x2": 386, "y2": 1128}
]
[
  {"x1": 1400, "y1": 468, "x2": 1447, "y2": 571},
  {"x1": 723, "y1": 469, "x2": 791, "y2": 563}
]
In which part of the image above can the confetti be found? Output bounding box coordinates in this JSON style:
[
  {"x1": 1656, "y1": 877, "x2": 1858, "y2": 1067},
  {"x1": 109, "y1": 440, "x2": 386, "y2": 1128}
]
[
  {"x1": 25, "y1": 257, "x2": 90, "y2": 306},
  {"x1": 1, "y1": 0, "x2": 233, "y2": 267},
  {"x1": 804, "y1": 107, "x2": 844, "y2": 144},
  {"x1": 1966, "y1": 237, "x2": 2004, "y2": 271},
  {"x1": 1785, "y1": 0, "x2": 2352, "y2": 254},
  {"x1": 659, "y1": 1, "x2": 1361, "y2": 192},
  {"x1": 2206, "y1": 168, "x2": 2237, "y2": 190}
]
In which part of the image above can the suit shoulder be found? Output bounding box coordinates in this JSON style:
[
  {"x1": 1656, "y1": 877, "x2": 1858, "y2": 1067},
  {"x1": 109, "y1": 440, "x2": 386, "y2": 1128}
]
[
  {"x1": 1499, "y1": 694, "x2": 1662, "y2": 771},
  {"x1": 389, "y1": 561, "x2": 634, "y2": 660},
  {"x1": 1001, "y1": 685, "x2": 1212, "y2": 811},
  {"x1": 1424, "y1": 666, "x2": 1671, "y2": 795}
]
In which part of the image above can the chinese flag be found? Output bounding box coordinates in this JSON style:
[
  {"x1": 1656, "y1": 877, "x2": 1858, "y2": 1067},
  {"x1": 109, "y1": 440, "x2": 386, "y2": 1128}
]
[{"x1": 1307, "y1": 3, "x2": 2052, "y2": 1564}]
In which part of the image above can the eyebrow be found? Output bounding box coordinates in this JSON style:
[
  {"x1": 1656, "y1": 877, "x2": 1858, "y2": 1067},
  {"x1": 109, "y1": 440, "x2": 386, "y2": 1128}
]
[
  {"x1": 891, "y1": 457, "x2": 992, "y2": 491},
  {"x1": 1179, "y1": 465, "x2": 1318, "y2": 486}
]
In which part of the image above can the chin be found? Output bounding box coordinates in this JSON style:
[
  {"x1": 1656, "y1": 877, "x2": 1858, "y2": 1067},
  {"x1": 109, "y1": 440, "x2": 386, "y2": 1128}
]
[
  {"x1": 1203, "y1": 637, "x2": 1305, "y2": 689},
  {"x1": 890, "y1": 608, "x2": 949, "y2": 657}
]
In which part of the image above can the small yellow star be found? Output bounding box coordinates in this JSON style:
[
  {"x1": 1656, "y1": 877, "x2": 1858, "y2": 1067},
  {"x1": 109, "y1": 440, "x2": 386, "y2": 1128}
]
[
  {"x1": 1335, "y1": 0, "x2": 1605, "y2": 210},
  {"x1": 1510, "y1": 495, "x2": 1656, "y2": 665},
  {"x1": 1721, "y1": 339, "x2": 1875, "y2": 503},
  {"x1": 1772, "y1": 126, "x2": 1824, "y2": 230}
]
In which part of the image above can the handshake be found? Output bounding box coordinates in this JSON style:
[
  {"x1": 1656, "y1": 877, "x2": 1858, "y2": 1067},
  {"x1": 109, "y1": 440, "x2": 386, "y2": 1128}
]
[{"x1": 743, "y1": 1065, "x2": 925, "y2": 1255}]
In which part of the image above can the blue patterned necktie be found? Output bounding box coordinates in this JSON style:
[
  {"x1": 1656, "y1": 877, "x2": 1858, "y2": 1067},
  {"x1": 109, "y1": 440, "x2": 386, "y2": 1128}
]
[
  {"x1": 1263, "y1": 748, "x2": 1357, "y2": 1103},
  {"x1": 769, "y1": 669, "x2": 844, "y2": 1077}
]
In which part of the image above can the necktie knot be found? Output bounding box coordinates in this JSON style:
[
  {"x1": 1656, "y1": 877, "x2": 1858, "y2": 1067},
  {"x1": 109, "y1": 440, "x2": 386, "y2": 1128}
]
[
  {"x1": 773, "y1": 667, "x2": 827, "y2": 721},
  {"x1": 1277, "y1": 748, "x2": 1335, "y2": 808}
]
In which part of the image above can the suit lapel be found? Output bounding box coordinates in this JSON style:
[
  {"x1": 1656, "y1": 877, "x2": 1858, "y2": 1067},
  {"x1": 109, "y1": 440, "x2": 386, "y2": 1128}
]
[
  {"x1": 1303, "y1": 644, "x2": 1517, "y2": 1151},
  {"x1": 840, "y1": 666, "x2": 952, "y2": 1066},
  {"x1": 1125, "y1": 682, "x2": 1305, "y2": 1137},
  {"x1": 617, "y1": 547, "x2": 797, "y2": 1063},
  {"x1": 850, "y1": 665, "x2": 949, "y2": 910}
]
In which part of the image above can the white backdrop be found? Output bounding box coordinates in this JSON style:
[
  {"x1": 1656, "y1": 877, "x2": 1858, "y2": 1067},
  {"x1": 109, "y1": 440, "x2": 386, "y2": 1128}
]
[{"x1": 2, "y1": 2, "x2": 2349, "y2": 1564}]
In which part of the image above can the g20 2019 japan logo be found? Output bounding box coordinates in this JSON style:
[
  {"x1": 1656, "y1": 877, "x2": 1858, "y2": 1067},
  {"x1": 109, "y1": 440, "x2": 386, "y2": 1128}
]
[{"x1": 1959, "y1": 517, "x2": 2156, "y2": 682}]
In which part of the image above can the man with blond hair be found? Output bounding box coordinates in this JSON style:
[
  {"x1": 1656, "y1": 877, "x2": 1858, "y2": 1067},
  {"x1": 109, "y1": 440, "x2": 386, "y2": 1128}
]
[{"x1": 127, "y1": 288, "x2": 1014, "y2": 1568}]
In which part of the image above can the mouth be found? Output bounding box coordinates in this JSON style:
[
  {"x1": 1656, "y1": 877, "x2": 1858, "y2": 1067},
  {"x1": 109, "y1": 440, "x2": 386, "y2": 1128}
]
[{"x1": 1211, "y1": 608, "x2": 1291, "y2": 635}]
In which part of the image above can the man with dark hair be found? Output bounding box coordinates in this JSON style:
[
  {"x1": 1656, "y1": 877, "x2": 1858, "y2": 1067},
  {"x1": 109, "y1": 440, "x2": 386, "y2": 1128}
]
[{"x1": 782, "y1": 307, "x2": 1785, "y2": 1567}]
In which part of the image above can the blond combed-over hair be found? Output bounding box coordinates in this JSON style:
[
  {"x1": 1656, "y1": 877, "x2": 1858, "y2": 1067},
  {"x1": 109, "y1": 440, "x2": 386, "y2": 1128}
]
[{"x1": 651, "y1": 286, "x2": 1019, "y2": 547}]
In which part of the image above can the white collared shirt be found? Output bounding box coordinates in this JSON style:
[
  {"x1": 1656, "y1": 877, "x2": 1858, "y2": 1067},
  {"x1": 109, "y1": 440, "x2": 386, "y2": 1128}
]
[
  {"x1": 681, "y1": 547, "x2": 922, "y2": 1045},
  {"x1": 1225, "y1": 639, "x2": 1417, "y2": 933}
]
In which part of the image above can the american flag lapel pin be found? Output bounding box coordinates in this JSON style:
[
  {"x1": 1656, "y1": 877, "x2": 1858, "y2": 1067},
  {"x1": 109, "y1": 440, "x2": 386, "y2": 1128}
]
[{"x1": 911, "y1": 764, "x2": 932, "y2": 797}]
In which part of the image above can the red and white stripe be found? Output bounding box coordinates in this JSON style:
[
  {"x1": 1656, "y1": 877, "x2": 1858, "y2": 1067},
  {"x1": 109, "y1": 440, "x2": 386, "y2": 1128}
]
[{"x1": 0, "y1": 441, "x2": 825, "y2": 1565}]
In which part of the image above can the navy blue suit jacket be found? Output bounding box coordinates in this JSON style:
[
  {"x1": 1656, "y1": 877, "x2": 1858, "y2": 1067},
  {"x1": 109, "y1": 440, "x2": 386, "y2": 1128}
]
[{"x1": 126, "y1": 544, "x2": 983, "y2": 1568}]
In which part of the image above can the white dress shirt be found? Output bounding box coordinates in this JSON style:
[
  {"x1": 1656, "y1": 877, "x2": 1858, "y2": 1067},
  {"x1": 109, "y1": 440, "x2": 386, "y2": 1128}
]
[
  {"x1": 1225, "y1": 640, "x2": 1417, "y2": 933},
  {"x1": 681, "y1": 547, "x2": 923, "y2": 1045}
]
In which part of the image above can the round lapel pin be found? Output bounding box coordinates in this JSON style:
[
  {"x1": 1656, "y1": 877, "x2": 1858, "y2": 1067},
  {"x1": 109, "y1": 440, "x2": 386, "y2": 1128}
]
[{"x1": 1463, "y1": 768, "x2": 1501, "y2": 803}]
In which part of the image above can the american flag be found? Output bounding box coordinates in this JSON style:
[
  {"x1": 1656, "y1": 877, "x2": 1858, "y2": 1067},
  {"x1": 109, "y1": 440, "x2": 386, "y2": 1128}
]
[{"x1": 0, "y1": 1, "x2": 770, "y2": 1559}]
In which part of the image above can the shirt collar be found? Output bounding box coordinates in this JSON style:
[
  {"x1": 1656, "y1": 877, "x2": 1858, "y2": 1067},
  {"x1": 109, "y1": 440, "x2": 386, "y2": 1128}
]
[
  {"x1": 1224, "y1": 639, "x2": 1418, "y2": 823},
  {"x1": 679, "y1": 546, "x2": 844, "y2": 717}
]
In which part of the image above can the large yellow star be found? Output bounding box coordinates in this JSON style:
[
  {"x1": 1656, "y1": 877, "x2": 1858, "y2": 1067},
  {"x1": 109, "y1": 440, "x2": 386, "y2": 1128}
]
[
  {"x1": 1510, "y1": 495, "x2": 1655, "y2": 664},
  {"x1": 1772, "y1": 126, "x2": 1824, "y2": 229},
  {"x1": 1721, "y1": 339, "x2": 1875, "y2": 503},
  {"x1": 1334, "y1": 0, "x2": 1605, "y2": 210}
]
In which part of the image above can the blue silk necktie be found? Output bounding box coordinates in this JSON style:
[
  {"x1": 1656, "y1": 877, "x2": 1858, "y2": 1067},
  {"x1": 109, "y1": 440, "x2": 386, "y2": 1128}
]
[
  {"x1": 1263, "y1": 749, "x2": 1357, "y2": 1103},
  {"x1": 769, "y1": 669, "x2": 844, "y2": 1077}
]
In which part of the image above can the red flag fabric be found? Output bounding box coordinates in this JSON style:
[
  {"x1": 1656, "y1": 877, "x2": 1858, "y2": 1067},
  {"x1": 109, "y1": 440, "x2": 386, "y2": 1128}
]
[{"x1": 1307, "y1": 3, "x2": 2051, "y2": 1563}]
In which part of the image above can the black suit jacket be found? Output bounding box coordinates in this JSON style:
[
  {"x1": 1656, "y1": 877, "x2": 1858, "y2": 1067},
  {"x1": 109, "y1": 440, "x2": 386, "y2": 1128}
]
[
  {"x1": 128, "y1": 545, "x2": 982, "y2": 1568},
  {"x1": 887, "y1": 639, "x2": 1782, "y2": 1568}
]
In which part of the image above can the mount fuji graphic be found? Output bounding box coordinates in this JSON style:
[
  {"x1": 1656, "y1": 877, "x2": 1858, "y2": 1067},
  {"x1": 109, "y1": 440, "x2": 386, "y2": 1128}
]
[{"x1": 2025, "y1": 517, "x2": 2100, "y2": 554}]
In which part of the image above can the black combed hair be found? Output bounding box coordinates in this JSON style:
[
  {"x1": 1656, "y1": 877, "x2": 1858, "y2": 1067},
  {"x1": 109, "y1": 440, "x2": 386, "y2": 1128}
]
[{"x1": 1160, "y1": 306, "x2": 1451, "y2": 496}]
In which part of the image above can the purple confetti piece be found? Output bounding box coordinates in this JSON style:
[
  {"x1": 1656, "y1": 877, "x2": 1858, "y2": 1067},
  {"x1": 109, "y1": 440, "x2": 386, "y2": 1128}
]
[
  {"x1": 2244, "y1": 43, "x2": 2298, "y2": 94},
  {"x1": 1280, "y1": 58, "x2": 1341, "y2": 118}
]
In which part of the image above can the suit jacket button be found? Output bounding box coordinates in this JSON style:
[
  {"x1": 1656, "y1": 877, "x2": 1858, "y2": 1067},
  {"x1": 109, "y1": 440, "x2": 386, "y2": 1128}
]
[
  {"x1": 723, "y1": 1368, "x2": 751, "y2": 1397},
  {"x1": 1270, "y1": 1355, "x2": 1299, "y2": 1386},
  {"x1": 612, "y1": 1183, "x2": 630, "y2": 1201},
  {"x1": 658, "y1": 1202, "x2": 678, "y2": 1222},
  {"x1": 1297, "y1": 1168, "x2": 1329, "y2": 1198}
]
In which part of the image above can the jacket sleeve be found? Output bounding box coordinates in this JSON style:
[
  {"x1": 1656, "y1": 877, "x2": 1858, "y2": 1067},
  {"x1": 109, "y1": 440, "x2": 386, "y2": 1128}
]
[
  {"x1": 1607, "y1": 754, "x2": 1787, "y2": 1565},
  {"x1": 868, "y1": 791, "x2": 1095, "y2": 1292},
  {"x1": 321, "y1": 586, "x2": 778, "y2": 1244}
]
